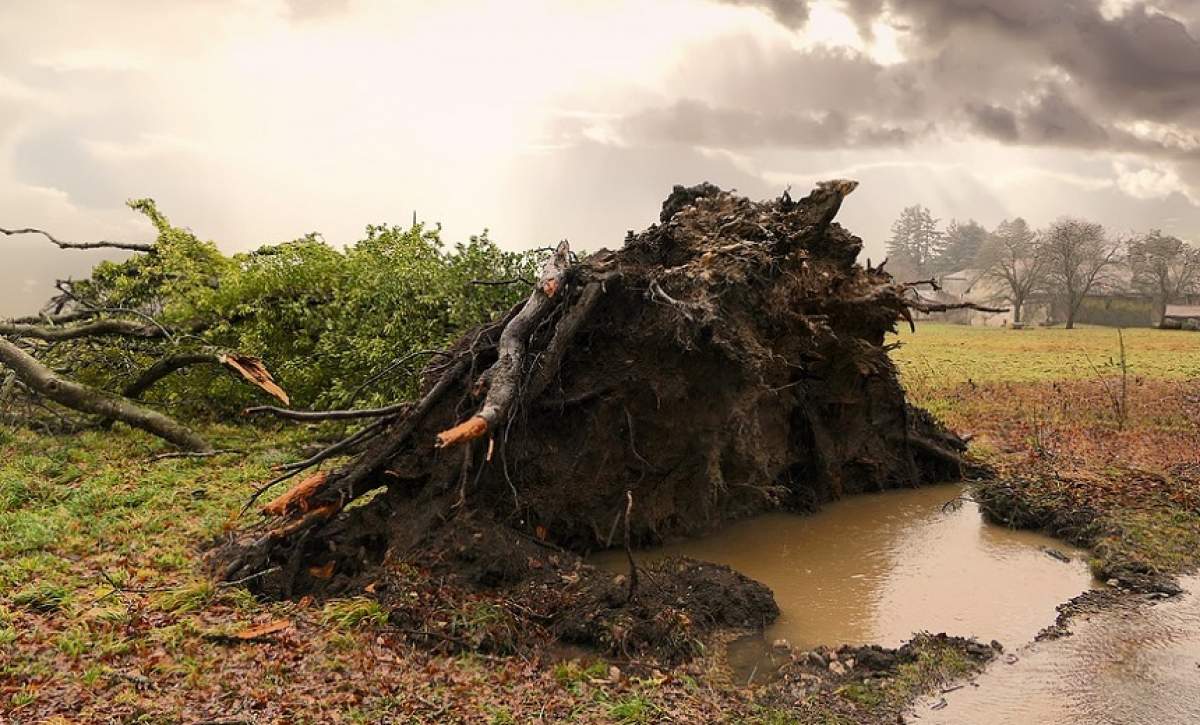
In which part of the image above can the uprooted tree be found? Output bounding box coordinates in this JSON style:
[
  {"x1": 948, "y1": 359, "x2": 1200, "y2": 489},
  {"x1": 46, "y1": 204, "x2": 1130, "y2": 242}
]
[
  {"x1": 213, "y1": 182, "x2": 995, "y2": 631},
  {"x1": 1, "y1": 201, "x2": 537, "y2": 451},
  {"x1": 5, "y1": 181, "x2": 1000, "y2": 655}
]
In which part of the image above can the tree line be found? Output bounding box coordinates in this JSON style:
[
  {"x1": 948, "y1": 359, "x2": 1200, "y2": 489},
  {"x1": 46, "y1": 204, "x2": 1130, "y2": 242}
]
[{"x1": 886, "y1": 206, "x2": 1200, "y2": 328}]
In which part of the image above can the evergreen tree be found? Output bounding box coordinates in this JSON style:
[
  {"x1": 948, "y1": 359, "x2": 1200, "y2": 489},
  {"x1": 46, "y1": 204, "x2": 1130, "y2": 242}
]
[
  {"x1": 937, "y1": 219, "x2": 989, "y2": 275},
  {"x1": 886, "y1": 205, "x2": 943, "y2": 277}
]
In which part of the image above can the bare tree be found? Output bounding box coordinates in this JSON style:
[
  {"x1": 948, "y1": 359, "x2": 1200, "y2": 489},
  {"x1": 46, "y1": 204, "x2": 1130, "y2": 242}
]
[
  {"x1": 980, "y1": 218, "x2": 1047, "y2": 324},
  {"x1": 1127, "y1": 230, "x2": 1200, "y2": 325},
  {"x1": 1041, "y1": 218, "x2": 1123, "y2": 329}
]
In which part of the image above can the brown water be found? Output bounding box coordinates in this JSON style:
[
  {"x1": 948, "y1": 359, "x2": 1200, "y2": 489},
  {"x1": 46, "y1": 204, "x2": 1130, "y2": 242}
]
[
  {"x1": 917, "y1": 576, "x2": 1200, "y2": 725},
  {"x1": 590, "y1": 484, "x2": 1097, "y2": 651}
]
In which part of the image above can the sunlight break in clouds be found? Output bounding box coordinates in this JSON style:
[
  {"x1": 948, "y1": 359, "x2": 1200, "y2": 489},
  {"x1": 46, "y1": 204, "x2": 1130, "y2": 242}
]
[{"x1": 2, "y1": 0, "x2": 1199, "y2": 316}]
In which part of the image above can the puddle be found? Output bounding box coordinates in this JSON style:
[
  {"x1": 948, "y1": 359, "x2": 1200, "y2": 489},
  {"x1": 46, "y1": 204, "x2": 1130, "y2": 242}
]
[
  {"x1": 918, "y1": 576, "x2": 1200, "y2": 724},
  {"x1": 591, "y1": 484, "x2": 1097, "y2": 656}
]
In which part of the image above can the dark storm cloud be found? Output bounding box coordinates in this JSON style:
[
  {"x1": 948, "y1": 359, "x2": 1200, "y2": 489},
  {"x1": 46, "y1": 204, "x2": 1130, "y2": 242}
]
[
  {"x1": 667, "y1": 0, "x2": 1200, "y2": 163},
  {"x1": 860, "y1": 0, "x2": 1200, "y2": 121},
  {"x1": 964, "y1": 103, "x2": 1018, "y2": 143}
]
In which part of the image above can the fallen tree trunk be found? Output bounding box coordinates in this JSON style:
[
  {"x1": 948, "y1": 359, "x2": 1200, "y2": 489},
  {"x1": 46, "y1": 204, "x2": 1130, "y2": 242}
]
[
  {"x1": 0, "y1": 338, "x2": 213, "y2": 452},
  {"x1": 214, "y1": 180, "x2": 968, "y2": 614}
]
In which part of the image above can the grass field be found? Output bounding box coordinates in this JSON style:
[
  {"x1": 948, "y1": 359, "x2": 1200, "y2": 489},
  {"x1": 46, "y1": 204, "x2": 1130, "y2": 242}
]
[
  {"x1": 890, "y1": 322, "x2": 1200, "y2": 592},
  {"x1": 889, "y1": 323, "x2": 1200, "y2": 385},
  {"x1": 1, "y1": 322, "x2": 1197, "y2": 721}
]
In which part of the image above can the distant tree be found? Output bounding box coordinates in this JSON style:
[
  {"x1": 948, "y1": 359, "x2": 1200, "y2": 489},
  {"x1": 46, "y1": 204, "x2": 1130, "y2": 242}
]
[
  {"x1": 979, "y1": 218, "x2": 1047, "y2": 324},
  {"x1": 1127, "y1": 230, "x2": 1200, "y2": 325},
  {"x1": 936, "y1": 219, "x2": 989, "y2": 275},
  {"x1": 886, "y1": 205, "x2": 943, "y2": 278},
  {"x1": 1041, "y1": 218, "x2": 1123, "y2": 329}
]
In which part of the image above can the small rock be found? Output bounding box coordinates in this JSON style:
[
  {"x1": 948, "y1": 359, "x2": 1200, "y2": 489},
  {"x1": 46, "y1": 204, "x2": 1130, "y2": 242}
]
[
  {"x1": 828, "y1": 660, "x2": 846, "y2": 676},
  {"x1": 609, "y1": 665, "x2": 621, "y2": 681},
  {"x1": 1106, "y1": 578, "x2": 1120, "y2": 587},
  {"x1": 990, "y1": 640, "x2": 1003, "y2": 652},
  {"x1": 844, "y1": 657, "x2": 855, "y2": 670},
  {"x1": 772, "y1": 638, "x2": 791, "y2": 652},
  {"x1": 805, "y1": 651, "x2": 827, "y2": 668}
]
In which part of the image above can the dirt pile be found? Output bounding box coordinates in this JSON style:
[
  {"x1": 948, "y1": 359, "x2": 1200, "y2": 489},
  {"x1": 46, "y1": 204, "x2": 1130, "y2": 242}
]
[{"x1": 213, "y1": 181, "x2": 965, "y2": 656}]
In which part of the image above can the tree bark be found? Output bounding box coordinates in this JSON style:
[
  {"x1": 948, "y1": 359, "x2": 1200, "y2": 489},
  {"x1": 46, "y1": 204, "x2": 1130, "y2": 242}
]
[
  {"x1": 122, "y1": 353, "x2": 223, "y2": 399},
  {"x1": 0, "y1": 338, "x2": 212, "y2": 451}
]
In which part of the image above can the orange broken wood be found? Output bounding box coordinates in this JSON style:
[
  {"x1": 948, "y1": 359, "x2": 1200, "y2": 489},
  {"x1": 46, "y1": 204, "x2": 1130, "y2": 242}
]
[
  {"x1": 219, "y1": 353, "x2": 290, "y2": 405},
  {"x1": 435, "y1": 415, "x2": 488, "y2": 448},
  {"x1": 268, "y1": 503, "x2": 339, "y2": 540},
  {"x1": 233, "y1": 618, "x2": 292, "y2": 640},
  {"x1": 263, "y1": 471, "x2": 329, "y2": 518},
  {"x1": 307, "y1": 561, "x2": 335, "y2": 579}
]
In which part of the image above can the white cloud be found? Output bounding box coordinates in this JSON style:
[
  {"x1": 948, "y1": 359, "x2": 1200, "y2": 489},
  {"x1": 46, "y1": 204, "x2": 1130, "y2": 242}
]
[{"x1": 1114, "y1": 160, "x2": 1195, "y2": 203}]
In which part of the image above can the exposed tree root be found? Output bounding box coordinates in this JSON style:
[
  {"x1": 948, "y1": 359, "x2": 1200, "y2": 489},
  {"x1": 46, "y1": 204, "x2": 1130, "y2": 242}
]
[{"x1": 212, "y1": 181, "x2": 970, "y2": 655}]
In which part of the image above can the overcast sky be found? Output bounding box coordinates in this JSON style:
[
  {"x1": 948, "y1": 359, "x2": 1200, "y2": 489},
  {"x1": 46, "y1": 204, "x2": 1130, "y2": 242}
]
[{"x1": 3, "y1": 0, "x2": 1200, "y2": 316}]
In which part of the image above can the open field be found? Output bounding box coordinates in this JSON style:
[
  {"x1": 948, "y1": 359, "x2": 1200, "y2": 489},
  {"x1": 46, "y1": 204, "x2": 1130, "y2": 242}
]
[
  {"x1": 892, "y1": 323, "x2": 1200, "y2": 590},
  {"x1": 1, "y1": 322, "x2": 1197, "y2": 722},
  {"x1": 889, "y1": 323, "x2": 1200, "y2": 385}
]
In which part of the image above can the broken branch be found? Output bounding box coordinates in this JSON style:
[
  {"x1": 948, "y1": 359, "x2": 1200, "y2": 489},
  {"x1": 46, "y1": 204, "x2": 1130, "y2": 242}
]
[
  {"x1": 1, "y1": 226, "x2": 156, "y2": 252},
  {"x1": 0, "y1": 338, "x2": 211, "y2": 452},
  {"x1": 0, "y1": 318, "x2": 165, "y2": 341}
]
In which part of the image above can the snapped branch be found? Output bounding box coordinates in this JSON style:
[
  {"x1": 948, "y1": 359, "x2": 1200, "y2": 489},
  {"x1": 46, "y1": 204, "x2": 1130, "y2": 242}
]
[{"x1": 1, "y1": 226, "x2": 155, "y2": 253}]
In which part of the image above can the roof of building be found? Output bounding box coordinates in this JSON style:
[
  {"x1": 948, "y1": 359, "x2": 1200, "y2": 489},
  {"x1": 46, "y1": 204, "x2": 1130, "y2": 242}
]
[{"x1": 1164, "y1": 304, "x2": 1200, "y2": 318}]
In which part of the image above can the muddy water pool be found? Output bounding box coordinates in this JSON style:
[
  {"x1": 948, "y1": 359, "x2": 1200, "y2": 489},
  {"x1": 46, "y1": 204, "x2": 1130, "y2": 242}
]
[
  {"x1": 916, "y1": 575, "x2": 1200, "y2": 724},
  {"x1": 591, "y1": 484, "x2": 1097, "y2": 652}
]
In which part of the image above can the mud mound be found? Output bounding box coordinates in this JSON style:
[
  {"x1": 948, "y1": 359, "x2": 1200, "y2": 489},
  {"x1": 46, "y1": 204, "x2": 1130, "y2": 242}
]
[{"x1": 213, "y1": 181, "x2": 965, "y2": 655}]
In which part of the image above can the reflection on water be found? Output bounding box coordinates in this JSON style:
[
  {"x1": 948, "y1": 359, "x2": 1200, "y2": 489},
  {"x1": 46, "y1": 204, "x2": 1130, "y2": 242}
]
[
  {"x1": 918, "y1": 576, "x2": 1200, "y2": 725},
  {"x1": 591, "y1": 484, "x2": 1097, "y2": 650}
]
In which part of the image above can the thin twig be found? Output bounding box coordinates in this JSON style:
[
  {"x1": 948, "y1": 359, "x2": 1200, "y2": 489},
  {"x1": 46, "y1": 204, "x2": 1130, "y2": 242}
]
[
  {"x1": 244, "y1": 403, "x2": 410, "y2": 422},
  {"x1": 149, "y1": 448, "x2": 242, "y2": 462}
]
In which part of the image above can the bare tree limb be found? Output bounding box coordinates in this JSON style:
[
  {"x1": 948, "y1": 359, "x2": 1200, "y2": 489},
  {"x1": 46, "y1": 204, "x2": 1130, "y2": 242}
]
[
  {"x1": 8, "y1": 310, "x2": 97, "y2": 326},
  {"x1": 122, "y1": 353, "x2": 223, "y2": 399},
  {"x1": 906, "y1": 301, "x2": 1009, "y2": 314},
  {"x1": 0, "y1": 318, "x2": 165, "y2": 341},
  {"x1": 1, "y1": 226, "x2": 155, "y2": 252},
  {"x1": 244, "y1": 402, "x2": 411, "y2": 422},
  {"x1": 0, "y1": 338, "x2": 211, "y2": 451}
]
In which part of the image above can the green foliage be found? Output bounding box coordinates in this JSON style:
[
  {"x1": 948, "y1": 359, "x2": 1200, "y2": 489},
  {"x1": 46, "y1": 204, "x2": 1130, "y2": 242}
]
[{"x1": 43, "y1": 200, "x2": 541, "y2": 415}]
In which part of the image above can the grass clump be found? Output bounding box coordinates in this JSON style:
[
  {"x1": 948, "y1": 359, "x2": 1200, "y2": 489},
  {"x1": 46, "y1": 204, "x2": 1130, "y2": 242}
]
[{"x1": 322, "y1": 597, "x2": 388, "y2": 630}]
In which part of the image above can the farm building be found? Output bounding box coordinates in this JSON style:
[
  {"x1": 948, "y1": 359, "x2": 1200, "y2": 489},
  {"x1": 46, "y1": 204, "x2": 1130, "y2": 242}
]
[{"x1": 1161, "y1": 304, "x2": 1200, "y2": 330}]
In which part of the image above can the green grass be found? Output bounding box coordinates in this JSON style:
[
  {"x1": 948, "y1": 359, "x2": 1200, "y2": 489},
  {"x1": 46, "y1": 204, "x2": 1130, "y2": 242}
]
[
  {"x1": 0, "y1": 424, "x2": 304, "y2": 606},
  {"x1": 890, "y1": 323, "x2": 1200, "y2": 386},
  {"x1": 321, "y1": 597, "x2": 389, "y2": 630}
]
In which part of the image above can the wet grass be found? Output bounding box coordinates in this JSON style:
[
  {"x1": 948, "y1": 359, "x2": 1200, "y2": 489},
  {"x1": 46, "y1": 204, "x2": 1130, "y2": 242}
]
[
  {"x1": 0, "y1": 424, "x2": 749, "y2": 722},
  {"x1": 892, "y1": 323, "x2": 1200, "y2": 587}
]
